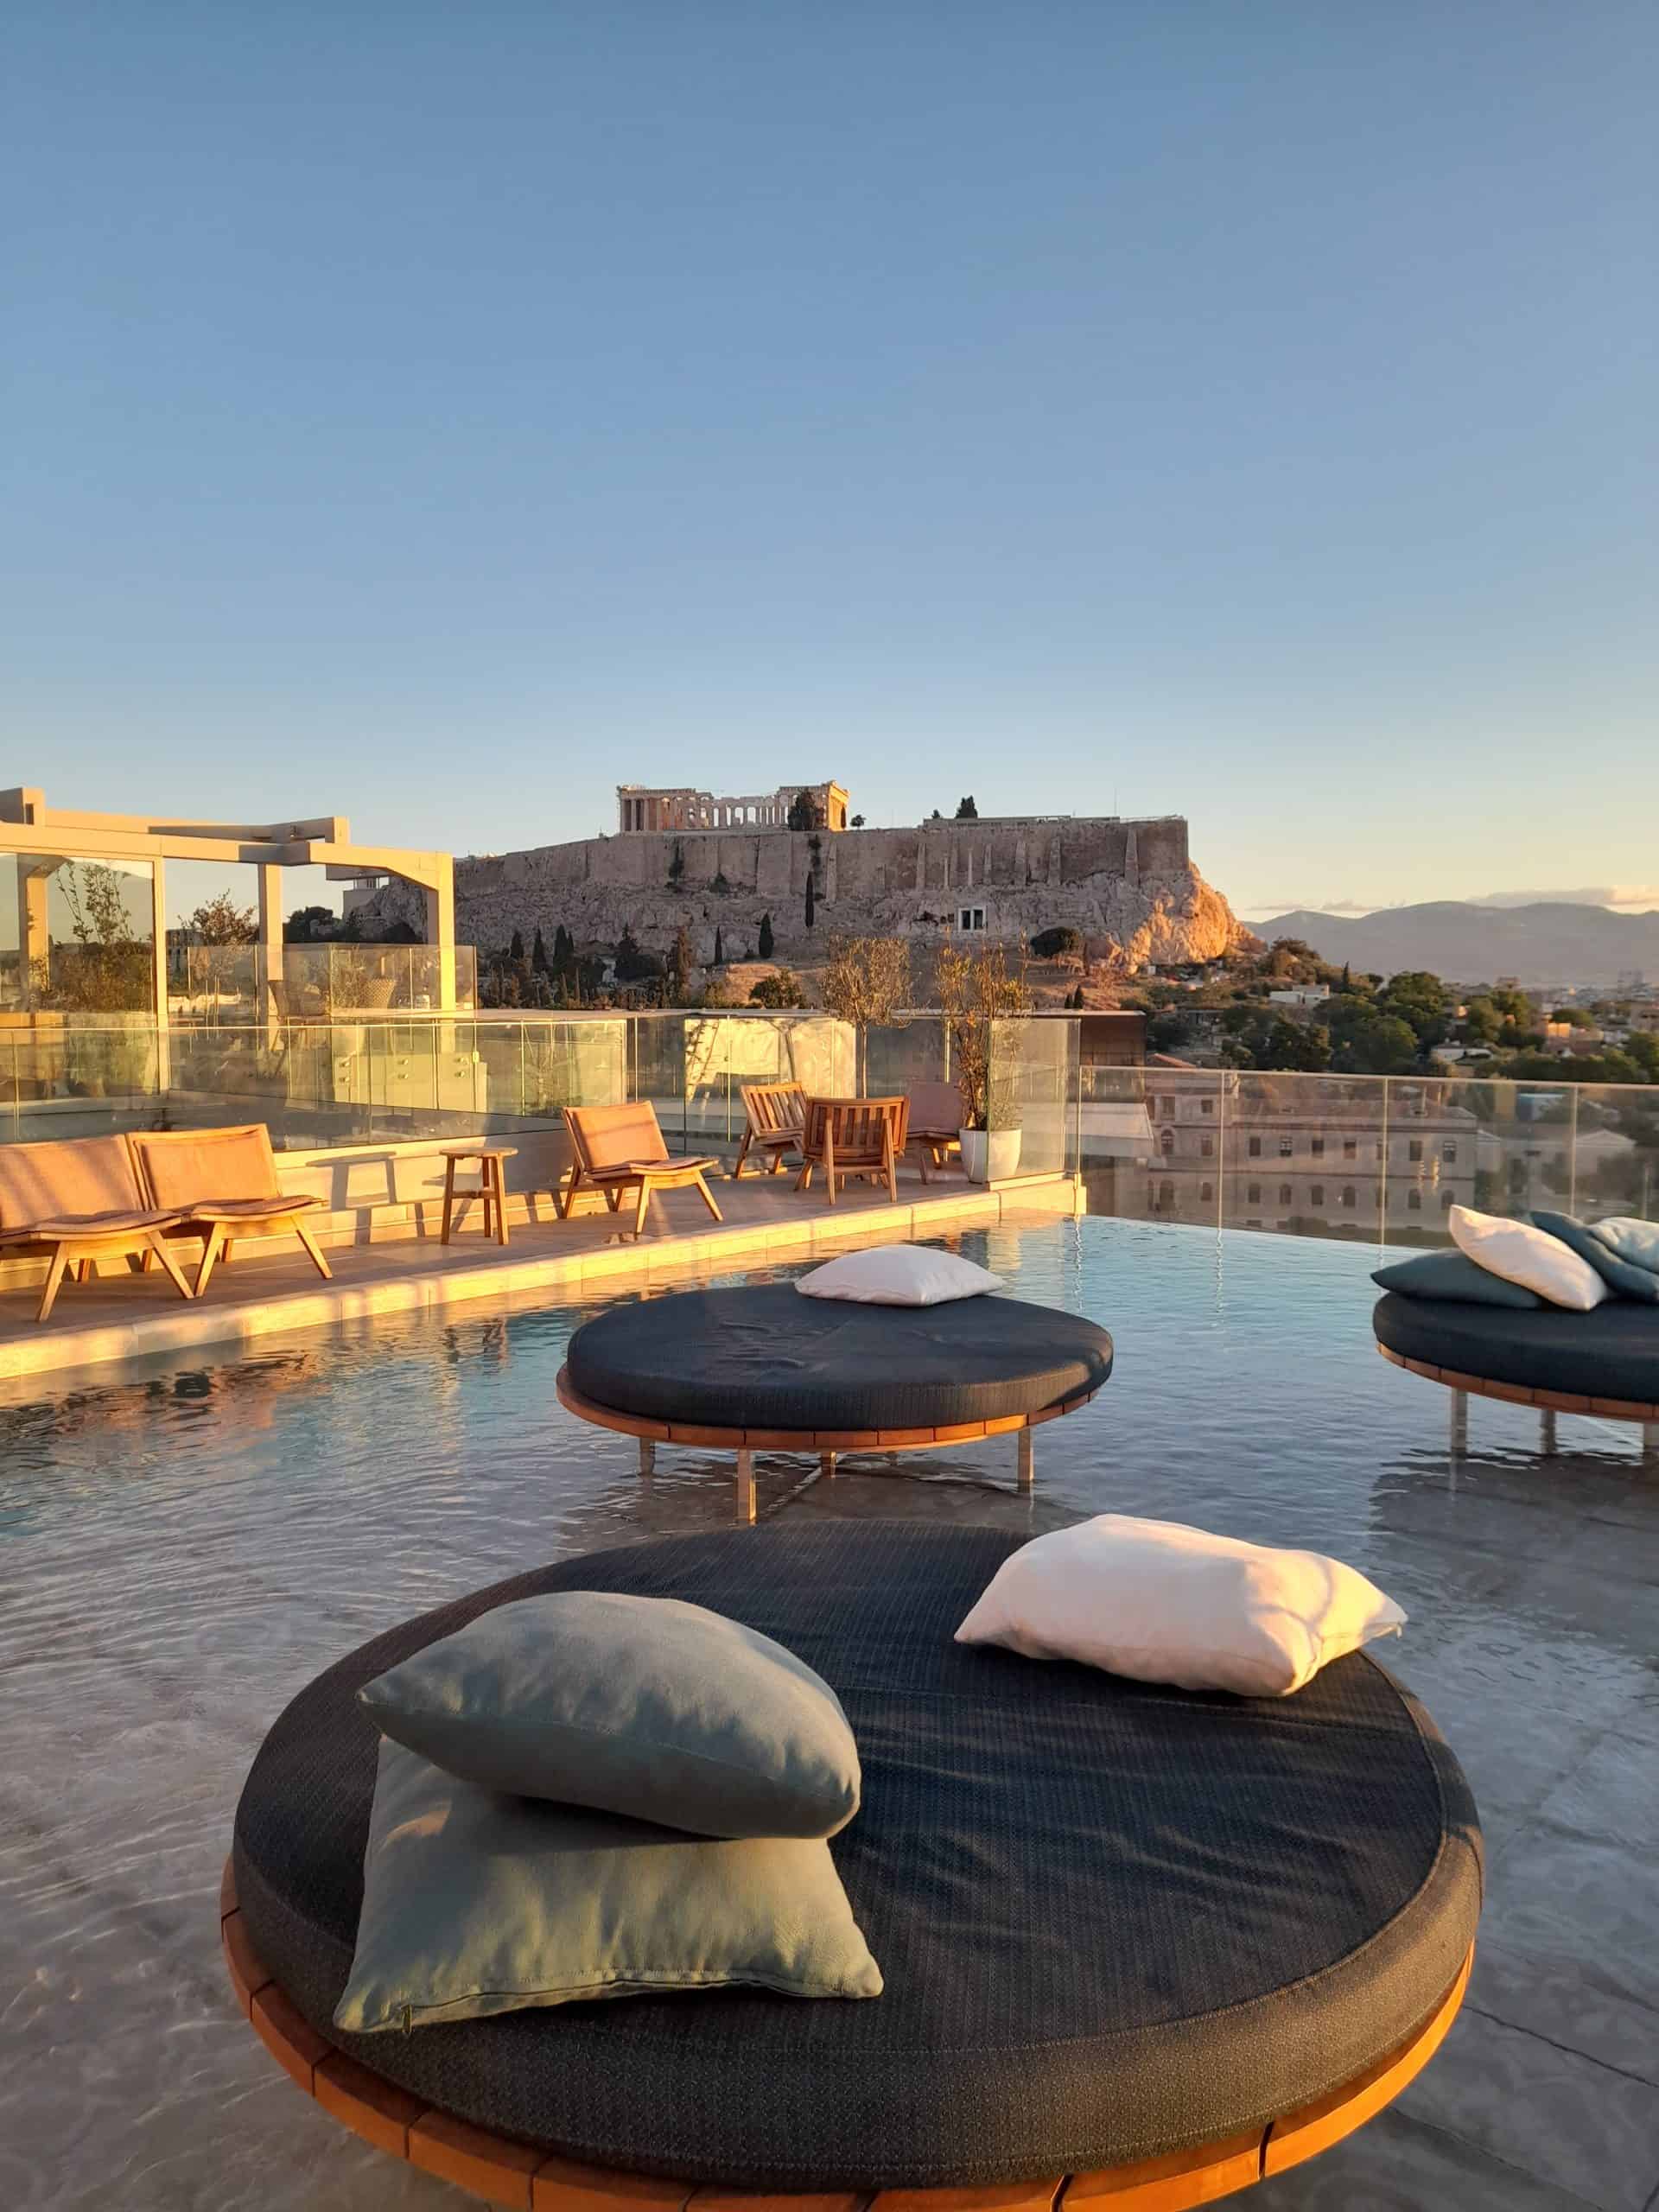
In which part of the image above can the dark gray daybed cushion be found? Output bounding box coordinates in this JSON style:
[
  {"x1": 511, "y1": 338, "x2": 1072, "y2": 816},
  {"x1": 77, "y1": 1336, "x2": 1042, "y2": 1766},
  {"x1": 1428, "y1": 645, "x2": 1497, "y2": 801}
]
[
  {"x1": 334, "y1": 1740, "x2": 881, "y2": 2032},
  {"x1": 1530, "y1": 1211, "x2": 1659, "y2": 1304},
  {"x1": 1372, "y1": 1249, "x2": 1543, "y2": 1307},
  {"x1": 234, "y1": 1522, "x2": 1480, "y2": 2193},
  {"x1": 359, "y1": 1591, "x2": 861, "y2": 1837},
  {"x1": 1374, "y1": 1290, "x2": 1659, "y2": 1404},
  {"x1": 564, "y1": 1281, "x2": 1112, "y2": 1433}
]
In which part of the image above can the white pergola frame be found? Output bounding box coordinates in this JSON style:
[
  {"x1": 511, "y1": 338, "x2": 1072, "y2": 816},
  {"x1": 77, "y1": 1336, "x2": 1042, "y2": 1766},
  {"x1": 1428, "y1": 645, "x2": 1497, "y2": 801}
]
[{"x1": 2, "y1": 787, "x2": 457, "y2": 1076}]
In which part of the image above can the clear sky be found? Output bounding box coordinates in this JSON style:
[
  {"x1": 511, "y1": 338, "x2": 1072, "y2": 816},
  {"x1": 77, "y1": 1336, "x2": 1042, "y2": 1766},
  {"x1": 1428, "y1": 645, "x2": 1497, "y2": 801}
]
[{"x1": 6, "y1": 3, "x2": 1656, "y2": 919}]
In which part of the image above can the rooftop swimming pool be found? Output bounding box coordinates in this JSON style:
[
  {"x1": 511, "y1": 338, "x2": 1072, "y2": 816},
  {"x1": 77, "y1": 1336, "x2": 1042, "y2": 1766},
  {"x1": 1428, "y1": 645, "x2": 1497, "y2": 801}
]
[{"x1": 3, "y1": 1216, "x2": 1656, "y2": 2210}]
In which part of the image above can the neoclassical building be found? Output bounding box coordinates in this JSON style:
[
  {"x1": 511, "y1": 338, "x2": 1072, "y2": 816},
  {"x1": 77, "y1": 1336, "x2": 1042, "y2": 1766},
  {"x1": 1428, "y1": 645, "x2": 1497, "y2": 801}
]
[{"x1": 616, "y1": 782, "x2": 849, "y2": 834}]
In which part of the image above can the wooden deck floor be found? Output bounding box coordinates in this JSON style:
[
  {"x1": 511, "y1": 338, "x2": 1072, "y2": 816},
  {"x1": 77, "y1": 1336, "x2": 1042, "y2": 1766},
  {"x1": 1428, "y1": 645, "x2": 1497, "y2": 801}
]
[{"x1": 0, "y1": 1166, "x2": 1078, "y2": 1387}]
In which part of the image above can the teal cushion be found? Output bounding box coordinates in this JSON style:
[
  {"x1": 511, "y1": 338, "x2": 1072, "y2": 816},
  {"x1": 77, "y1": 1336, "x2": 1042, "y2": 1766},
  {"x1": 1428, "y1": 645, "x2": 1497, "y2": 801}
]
[
  {"x1": 358, "y1": 1591, "x2": 861, "y2": 1839},
  {"x1": 1530, "y1": 1212, "x2": 1659, "y2": 1305},
  {"x1": 1370, "y1": 1249, "x2": 1543, "y2": 1308},
  {"x1": 334, "y1": 1741, "x2": 883, "y2": 2031},
  {"x1": 1588, "y1": 1216, "x2": 1659, "y2": 1279}
]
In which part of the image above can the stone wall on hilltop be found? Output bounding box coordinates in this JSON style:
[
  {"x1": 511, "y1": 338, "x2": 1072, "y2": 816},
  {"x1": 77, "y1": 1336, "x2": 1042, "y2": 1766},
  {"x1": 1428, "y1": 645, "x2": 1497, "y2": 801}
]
[{"x1": 357, "y1": 816, "x2": 1250, "y2": 975}]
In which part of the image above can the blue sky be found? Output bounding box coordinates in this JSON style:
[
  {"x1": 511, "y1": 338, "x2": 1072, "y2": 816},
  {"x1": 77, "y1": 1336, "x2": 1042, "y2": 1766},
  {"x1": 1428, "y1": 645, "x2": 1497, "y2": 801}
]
[{"x1": 5, "y1": 4, "x2": 1656, "y2": 918}]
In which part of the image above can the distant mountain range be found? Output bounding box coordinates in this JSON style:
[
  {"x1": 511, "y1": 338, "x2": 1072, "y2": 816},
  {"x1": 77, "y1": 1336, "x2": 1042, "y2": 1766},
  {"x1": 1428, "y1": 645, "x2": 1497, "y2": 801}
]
[{"x1": 1252, "y1": 902, "x2": 1659, "y2": 989}]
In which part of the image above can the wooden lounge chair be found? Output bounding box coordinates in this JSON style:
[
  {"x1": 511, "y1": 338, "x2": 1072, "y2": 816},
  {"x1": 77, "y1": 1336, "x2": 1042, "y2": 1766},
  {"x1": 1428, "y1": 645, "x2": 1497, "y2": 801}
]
[
  {"x1": 556, "y1": 1103, "x2": 723, "y2": 1238},
  {"x1": 906, "y1": 1078, "x2": 965, "y2": 1183},
  {"x1": 0, "y1": 1134, "x2": 194, "y2": 1322},
  {"x1": 796, "y1": 1096, "x2": 910, "y2": 1205},
  {"x1": 130, "y1": 1125, "x2": 332, "y2": 1297},
  {"x1": 734, "y1": 1081, "x2": 807, "y2": 1178}
]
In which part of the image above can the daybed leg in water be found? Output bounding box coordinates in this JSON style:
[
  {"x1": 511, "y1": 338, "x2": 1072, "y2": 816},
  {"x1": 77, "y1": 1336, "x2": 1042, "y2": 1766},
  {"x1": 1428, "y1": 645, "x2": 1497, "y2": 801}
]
[
  {"x1": 819, "y1": 1452, "x2": 837, "y2": 1481},
  {"x1": 1017, "y1": 1427, "x2": 1034, "y2": 1491},
  {"x1": 639, "y1": 1438, "x2": 655, "y2": 1476},
  {"x1": 1540, "y1": 1408, "x2": 1558, "y2": 1457},
  {"x1": 1643, "y1": 1423, "x2": 1659, "y2": 1475},
  {"x1": 734, "y1": 1448, "x2": 756, "y2": 1525},
  {"x1": 1448, "y1": 1389, "x2": 1469, "y2": 1462}
]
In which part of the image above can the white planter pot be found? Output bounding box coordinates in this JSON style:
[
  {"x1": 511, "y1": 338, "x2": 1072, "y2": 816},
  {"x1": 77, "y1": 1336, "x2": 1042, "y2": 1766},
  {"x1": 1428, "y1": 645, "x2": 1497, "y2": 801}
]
[{"x1": 959, "y1": 1126, "x2": 1022, "y2": 1184}]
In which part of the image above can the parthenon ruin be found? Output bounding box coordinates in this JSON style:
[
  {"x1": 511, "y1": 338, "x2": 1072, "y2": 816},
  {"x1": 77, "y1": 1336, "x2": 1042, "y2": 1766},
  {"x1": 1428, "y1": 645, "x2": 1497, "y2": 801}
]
[{"x1": 616, "y1": 781, "x2": 849, "y2": 834}]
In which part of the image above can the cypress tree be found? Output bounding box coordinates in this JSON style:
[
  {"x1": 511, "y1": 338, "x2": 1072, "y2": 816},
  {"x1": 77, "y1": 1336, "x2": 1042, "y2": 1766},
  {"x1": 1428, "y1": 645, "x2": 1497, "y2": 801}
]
[
  {"x1": 804, "y1": 873, "x2": 816, "y2": 930},
  {"x1": 758, "y1": 912, "x2": 774, "y2": 959},
  {"x1": 714, "y1": 925, "x2": 724, "y2": 966},
  {"x1": 531, "y1": 927, "x2": 550, "y2": 976},
  {"x1": 509, "y1": 927, "x2": 525, "y2": 963}
]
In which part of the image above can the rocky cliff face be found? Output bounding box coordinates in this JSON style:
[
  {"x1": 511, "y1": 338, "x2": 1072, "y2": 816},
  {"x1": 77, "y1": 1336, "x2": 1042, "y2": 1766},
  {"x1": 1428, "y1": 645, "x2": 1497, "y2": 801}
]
[{"x1": 358, "y1": 821, "x2": 1251, "y2": 976}]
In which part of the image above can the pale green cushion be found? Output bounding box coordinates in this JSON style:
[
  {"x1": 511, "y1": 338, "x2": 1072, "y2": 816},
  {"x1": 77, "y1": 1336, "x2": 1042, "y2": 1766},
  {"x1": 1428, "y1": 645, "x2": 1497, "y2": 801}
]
[
  {"x1": 1588, "y1": 1216, "x2": 1659, "y2": 1279},
  {"x1": 1371, "y1": 1249, "x2": 1542, "y2": 1308},
  {"x1": 358, "y1": 1591, "x2": 861, "y2": 1840},
  {"x1": 334, "y1": 1740, "x2": 883, "y2": 2031},
  {"x1": 1531, "y1": 1212, "x2": 1659, "y2": 1305}
]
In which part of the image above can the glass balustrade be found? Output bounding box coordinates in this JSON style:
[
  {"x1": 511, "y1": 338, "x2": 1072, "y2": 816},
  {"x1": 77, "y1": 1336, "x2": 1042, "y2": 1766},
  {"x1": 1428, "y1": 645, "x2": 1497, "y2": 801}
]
[{"x1": 0, "y1": 1011, "x2": 1655, "y2": 1243}]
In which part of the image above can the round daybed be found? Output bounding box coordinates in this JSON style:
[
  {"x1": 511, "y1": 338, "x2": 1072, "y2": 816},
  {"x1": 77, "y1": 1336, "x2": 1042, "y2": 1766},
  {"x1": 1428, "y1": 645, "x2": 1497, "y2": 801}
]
[
  {"x1": 1374, "y1": 1293, "x2": 1659, "y2": 1463},
  {"x1": 557, "y1": 1282, "x2": 1115, "y2": 1519},
  {"x1": 226, "y1": 1523, "x2": 1481, "y2": 2209}
]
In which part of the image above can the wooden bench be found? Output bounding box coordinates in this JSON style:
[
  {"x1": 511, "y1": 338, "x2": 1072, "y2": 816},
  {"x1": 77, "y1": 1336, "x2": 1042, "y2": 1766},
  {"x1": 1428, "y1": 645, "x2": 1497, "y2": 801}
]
[
  {"x1": 797, "y1": 1096, "x2": 910, "y2": 1205},
  {"x1": 0, "y1": 1133, "x2": 194, "y2": 1322},
  {"x1": 556, "y1": 1103, "x2": 722, "y2": 1238},
  {"x1": 734, "y1": 1081, "x2": 807, "y2": 1177},
  {"x1": 130, "y1": 1125, "x2": 332, "y2": 1297}
]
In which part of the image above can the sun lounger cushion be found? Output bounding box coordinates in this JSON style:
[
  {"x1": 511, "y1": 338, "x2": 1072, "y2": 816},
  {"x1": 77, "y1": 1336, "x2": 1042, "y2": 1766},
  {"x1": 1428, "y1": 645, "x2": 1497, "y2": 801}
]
[
  {"x1": 132, "y1": 1126, "x2": 284, "y2": 1210},
  {"x1": 1374, "y1": 1291, "x2": 1659, "y2": 1405},
  {"x1": 1371, "y1": 1249, "x2": 1543, "y2": 1307},
  {"x1": 565, "y1": 1281, "x2": 1110, "y2": 1432},
  {"x1": 359, "y1": 1592, "x2": 861, "y2": 1838},
  {"x1": 0, "y1": 1134, "x2": 148, "y2": 1228},
  {"x1": 332, "y1": 1738, "x2": 882, "y2": 2033},
  {"x1": 1449, "y1": 1204, "x2": 1609, "y2": 1311},
  {"x1": 234, "y1": 1522, "x2": 1480, "y2": 2190},
  {"x1": 1530, "y1": 1211, "x2": 1659, "y2": 1303},
  {"x1": 795, "y1": 1243, "x2": 1004, "y2": 1307},
  {"x1": 955, "y1": 1515, "x2": 1405, "y2": 1697}
]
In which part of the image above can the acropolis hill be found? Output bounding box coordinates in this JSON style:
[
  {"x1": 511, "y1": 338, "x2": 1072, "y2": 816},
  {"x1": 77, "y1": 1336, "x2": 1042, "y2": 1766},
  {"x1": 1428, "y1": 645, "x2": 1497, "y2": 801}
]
[{"x1": 359, "y1": 782, "x2": 1249, "y2": 974}]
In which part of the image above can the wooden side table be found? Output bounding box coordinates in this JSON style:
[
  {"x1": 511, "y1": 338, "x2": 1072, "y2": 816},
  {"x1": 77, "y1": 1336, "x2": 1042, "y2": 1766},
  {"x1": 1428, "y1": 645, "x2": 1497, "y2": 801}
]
[{"x1": 439, "y1": 1144, "x2": 518, "y2": 1247}]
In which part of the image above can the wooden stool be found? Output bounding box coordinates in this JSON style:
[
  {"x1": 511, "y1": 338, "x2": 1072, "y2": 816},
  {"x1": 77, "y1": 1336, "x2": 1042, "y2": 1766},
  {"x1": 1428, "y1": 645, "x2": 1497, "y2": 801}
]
[{"x1": 439, "y1": 1145, "x2": 518, "y2": 1247}]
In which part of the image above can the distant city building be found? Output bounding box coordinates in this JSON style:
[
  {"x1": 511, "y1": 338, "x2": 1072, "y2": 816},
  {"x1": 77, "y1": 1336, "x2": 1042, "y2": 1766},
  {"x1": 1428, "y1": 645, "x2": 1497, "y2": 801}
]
[
  {"x1": 1082, "y1": 1068, "x2": 1481, "y2": 1238},
  {"x1": 616, "y1": 782, "x2": 849, "y2": 833}
]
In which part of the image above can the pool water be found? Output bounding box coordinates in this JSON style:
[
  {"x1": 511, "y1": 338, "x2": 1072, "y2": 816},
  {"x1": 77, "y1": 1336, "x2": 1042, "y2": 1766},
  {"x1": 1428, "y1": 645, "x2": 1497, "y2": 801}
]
[{"x1": 3, "y1": 1217, "x2": 1656, "y2": 2210}]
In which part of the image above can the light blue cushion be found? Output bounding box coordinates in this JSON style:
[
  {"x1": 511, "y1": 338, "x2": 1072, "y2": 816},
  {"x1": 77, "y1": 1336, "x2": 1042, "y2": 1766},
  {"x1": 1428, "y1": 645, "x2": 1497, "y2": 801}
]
[
  {"x1": 359, "y1": 1591, "x2": 861, "y2": 1839},
  {"x1": 334, "y1": 1741, "x2": 883, "y2": 2031},
  {"x1": 1371, "y1": 1249, "x2": 1543, "y2": 1308},
  {"x1": 1530, "y1": 1212, "x2": 1659, "y2": 1305},
  {"x1": 1588, "y1": 1216, "x2": 1659, "y2": 1279}
]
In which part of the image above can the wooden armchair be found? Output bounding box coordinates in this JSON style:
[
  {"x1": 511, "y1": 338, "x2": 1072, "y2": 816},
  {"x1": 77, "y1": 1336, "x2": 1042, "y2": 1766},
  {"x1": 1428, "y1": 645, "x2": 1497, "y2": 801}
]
[
  {"x1": 734, "y1": 1082, "x2": 807, "y2": 1178},
  {"x1": 130, "y1": 1125, "x2": 332, "y2": 1297},
  {"x1": 906, "y1": 1079, "x2": 965, "y2": 1183},
  {"x1": 0, "y1": 1134, "x2": 193, "y2": 1323},
  {"x1": 796, "y1": 1096, "x2": 910, "y2": 1205},
  {"x1": 556, "y1": 1103, "x2": 723, "y2": 1238}
]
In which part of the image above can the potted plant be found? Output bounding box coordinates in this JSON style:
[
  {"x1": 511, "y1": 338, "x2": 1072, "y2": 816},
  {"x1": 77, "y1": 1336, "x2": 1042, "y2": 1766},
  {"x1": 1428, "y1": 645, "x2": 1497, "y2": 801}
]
[
  {"x1": 820, "y1": 934, "x2": 912, "y2": 1093},
  {"x1": 937, "y1": 942, "x2": 1030, "y2": 1182}
]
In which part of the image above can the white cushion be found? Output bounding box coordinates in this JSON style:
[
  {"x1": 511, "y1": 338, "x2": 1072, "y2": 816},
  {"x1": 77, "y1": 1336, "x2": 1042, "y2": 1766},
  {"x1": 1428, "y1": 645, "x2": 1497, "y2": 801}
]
[
  {"x1": 1448, "y1": 1204, "x2": 1610, "y2": 1312},
  {"x1": 955, "y1": 1515, "x2": 1406, "y2": 1698},
  {"x1": 795, "y1": 1244, "x2": 1004, "y2": 1307}
]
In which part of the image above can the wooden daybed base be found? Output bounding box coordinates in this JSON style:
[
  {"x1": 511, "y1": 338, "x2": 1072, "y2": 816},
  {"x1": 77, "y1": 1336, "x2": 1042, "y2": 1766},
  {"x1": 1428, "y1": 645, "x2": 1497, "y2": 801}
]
[
  {"x1": 220, "y1": 1856, "x2": 1471, "y2": 2212},
  {"x1": 1377, "y1": 1343, "x2": 1659, "y2": 1465},
  {"x1": 555, "y1": 1363, "x2": 1102, "y2": 1523}
]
